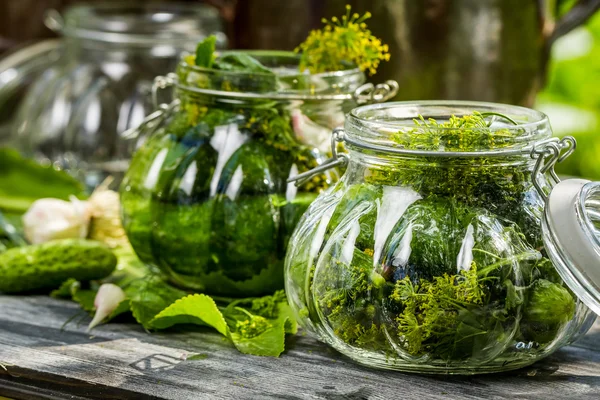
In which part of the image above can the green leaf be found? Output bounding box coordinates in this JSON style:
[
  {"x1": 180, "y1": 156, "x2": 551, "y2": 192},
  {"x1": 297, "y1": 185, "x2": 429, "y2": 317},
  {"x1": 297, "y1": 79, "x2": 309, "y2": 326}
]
[
  {"x1": 229, "y1": 317, "x2": 288, "y2": 357},
  {"x1": 222, "y1": 294, "x2": 293, "y2": 357},
  {"x1": 277, "y1": 302, "x2": 298, "y2": 335},
  {"x1": 107, "y1": 299, "x2": 132, "y2": 322},
  {"x1": 150, "y1": 291, "x2": 293, "y2": 357},
  {"x1": 126, "y1": 276, "x2": 187, "y2": 329},
  {"x1": 213, "y1": 52, "x2": 273, "y2": 74},
  {"x1": 150, "y1": 294, "x2": 228, "y2": 335},
  {"x1": 0, "y1": 148, "x2": 85, "y2": 213},
  {"x1": 195, "y1": 35, "x2": 217, "y2": 68},
  {"x1": 229, "y1": 290, "x2": 298, "y2": 335},
  {"x1": 0, "y1": 210, "x2": 26, "y2": 252},
  {"x1": 72, "y1": 288, "x2": 97, "y2": 314},
  {"x1": 50, "y1": 278, "x2": 79, "y2": 299},
  {"x1": 58, "y1": 279, "x2": 98, "y2": 313}
]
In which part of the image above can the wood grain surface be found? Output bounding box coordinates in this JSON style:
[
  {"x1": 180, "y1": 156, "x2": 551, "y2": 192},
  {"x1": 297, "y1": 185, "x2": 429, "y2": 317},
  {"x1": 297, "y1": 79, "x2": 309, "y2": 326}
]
[{"x1": 0, "y1": 295, "x2": 599, "y2": 400}]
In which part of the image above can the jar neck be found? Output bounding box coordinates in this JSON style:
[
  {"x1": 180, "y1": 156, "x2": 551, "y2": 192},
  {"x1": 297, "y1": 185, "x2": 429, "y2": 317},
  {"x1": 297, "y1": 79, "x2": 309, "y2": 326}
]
[
  {"x1": 178, "y1": 88, "x2": 347, "y2": 114},
  {"x1": 178, "y1": 89, "x2": 289, "y2": 109},
  {"x1": 345, "y1": 149, "x2": 536, "y2": 189}
]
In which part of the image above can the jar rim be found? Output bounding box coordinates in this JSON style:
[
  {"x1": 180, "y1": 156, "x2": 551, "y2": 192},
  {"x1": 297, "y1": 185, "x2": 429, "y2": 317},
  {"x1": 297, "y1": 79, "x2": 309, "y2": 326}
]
[
  {"x1": 345, "y1": 101, "x2": 553, "y2": 156},
  {"x1": 180, "y1": 50, "x2": 363, "y2": 79},
  {"x1": 176, "y1": 50, "x2": 367, "y2": 101},
  {"x1": 58, "y1": 3, "x2": 225, "y2": 46}
]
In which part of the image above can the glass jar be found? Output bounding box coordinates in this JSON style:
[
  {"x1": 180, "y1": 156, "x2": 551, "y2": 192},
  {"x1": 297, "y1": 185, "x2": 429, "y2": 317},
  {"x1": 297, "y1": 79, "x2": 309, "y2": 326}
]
[
  {"x1": 11, "y1": 3, "x2": 225, "y2": 189},
  {"x1": 0, "y1": 40, "x2": 61, "y2": 145},
  {"x1": 120, "y1": 51, "x2": 398, "y2": 297},
  {"x1": 284, "y1": 101, "x2": 595, "y2": 374}
]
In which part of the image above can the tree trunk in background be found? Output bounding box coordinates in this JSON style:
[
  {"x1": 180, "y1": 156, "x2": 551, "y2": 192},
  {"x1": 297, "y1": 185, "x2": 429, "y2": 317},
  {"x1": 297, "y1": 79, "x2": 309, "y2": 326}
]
[
  {"x1": 0, "y1": 0, "x2": 77, "y2": 53},
  {"x1": 227, "y1": 0, "x2": 546, "y2": 106}
]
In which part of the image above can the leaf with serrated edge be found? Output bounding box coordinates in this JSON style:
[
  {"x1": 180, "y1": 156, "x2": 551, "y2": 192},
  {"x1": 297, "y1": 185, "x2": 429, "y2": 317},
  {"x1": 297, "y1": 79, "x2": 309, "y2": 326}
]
[
  {"x1": 126, "y1": 276, "x2": 186, "y2": 328},
  {"x1": 150, "y1": 294, "x2": 228, "y2": 335},
  {"x1": 72, "y1": 289, "x2": 96, "y2": 313}
]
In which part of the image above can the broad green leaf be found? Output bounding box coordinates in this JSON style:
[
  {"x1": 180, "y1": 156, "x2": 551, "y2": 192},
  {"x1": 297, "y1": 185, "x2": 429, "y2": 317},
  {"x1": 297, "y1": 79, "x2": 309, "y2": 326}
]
[
  {"x1": 126, "y1": 276, "x2": 187, "y2": 329},
  {"x1": 0, "y1": 148, "x2": 85, "y2": 213},
  {"x1": 213, "y1": 52, "x2": 273, "y2": 74},
  {"x1": 195, "y1": 36, "x2": 217, "y2": 68},
  {"x1": 150, "y1": 294, "x2": 228, "y2": 335},
  {"x1": 60, "y1": 279, "x2": 97, "y2": 313},
  {"x1": 72, "y1": 288, "x2": 97, "y2": 313}
]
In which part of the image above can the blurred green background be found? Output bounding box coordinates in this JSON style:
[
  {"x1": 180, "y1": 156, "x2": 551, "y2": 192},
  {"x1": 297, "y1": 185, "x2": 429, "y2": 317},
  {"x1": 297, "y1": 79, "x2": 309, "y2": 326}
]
[{"x1": 537, "y1": 2, "x2": 600, "y2": 179}]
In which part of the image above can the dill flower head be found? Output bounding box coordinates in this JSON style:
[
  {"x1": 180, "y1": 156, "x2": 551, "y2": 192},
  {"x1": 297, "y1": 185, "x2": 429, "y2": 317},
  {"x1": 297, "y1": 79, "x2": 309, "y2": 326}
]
[
  {"x1": 295, "y1": 5, "x2": 390, "y2": 75},
  {"x1": 235, "y1": 314, "x2": 272, "y2": 338}
]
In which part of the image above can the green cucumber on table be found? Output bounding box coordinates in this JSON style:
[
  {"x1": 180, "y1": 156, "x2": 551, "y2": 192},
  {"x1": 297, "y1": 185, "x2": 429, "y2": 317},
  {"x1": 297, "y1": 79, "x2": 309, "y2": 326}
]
[{"x1": 0, "y1": 239, "x2": 117, "y2": 293}]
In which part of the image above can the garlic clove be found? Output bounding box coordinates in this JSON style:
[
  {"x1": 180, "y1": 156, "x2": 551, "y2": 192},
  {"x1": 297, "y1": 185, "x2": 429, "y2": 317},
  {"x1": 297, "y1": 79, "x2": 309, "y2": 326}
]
[{"x1": 87, "y1": 283, "x2": 127, "y2": 331}]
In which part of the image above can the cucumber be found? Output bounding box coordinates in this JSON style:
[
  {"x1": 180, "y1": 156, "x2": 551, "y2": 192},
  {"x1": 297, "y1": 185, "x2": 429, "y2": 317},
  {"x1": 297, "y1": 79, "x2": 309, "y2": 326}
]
[{"x1": 0, "y1": 239, "x2": 117, "y2": 293}]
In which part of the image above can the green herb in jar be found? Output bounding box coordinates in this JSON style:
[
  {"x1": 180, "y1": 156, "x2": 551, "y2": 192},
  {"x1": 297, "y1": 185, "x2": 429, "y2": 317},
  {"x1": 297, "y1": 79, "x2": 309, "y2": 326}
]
[{"x1": 304, "y1": 111, "x2": 578, "y2": 364}]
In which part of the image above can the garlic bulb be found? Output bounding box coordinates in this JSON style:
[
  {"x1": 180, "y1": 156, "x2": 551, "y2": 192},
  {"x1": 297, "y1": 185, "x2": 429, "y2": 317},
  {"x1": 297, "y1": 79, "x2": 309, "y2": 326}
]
[{"x1": 23, "y1": 197, "x2": 91, "y2": 244}]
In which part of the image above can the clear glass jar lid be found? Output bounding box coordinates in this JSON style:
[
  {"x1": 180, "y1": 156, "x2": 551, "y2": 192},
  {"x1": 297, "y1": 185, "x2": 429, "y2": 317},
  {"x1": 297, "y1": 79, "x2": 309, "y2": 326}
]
[
  {"x1": 534, "y1": 138, "x2": 600, "y2": 316},
  {"x1": 542, "y1": 178, "x2": 600, "y2": 316}
]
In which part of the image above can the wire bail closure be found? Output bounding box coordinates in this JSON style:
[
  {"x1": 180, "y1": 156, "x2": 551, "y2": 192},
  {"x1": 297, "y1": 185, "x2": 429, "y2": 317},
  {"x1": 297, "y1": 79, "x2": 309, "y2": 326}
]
[
  {"x1": 152, "y1": 73, "x2": 178, "y2": 108},
  {"x1": 288, "y1": 128, "x2": 349, "y2": 187},
  {"x1": 120, "y1": 74, "x2": 180, "y2": 140},
  {"x1": 353, "y1": 80, "x2": 399, "y2": 104},
  {"x1": 530, "y1": 136, "x2": 577, "y2": 201}
]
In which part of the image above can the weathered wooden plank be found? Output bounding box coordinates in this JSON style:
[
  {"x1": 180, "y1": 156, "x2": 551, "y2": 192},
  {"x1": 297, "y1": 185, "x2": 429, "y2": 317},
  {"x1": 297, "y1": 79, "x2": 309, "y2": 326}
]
[{"x1": 0, "y1": 295, "x2": 599, "y2": 400}]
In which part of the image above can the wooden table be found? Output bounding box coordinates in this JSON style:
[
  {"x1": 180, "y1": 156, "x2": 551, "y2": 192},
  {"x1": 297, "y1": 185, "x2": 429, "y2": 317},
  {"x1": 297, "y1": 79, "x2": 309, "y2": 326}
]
[{"x1": 1, "y1": 295, "x2": 599, "y2": 400}]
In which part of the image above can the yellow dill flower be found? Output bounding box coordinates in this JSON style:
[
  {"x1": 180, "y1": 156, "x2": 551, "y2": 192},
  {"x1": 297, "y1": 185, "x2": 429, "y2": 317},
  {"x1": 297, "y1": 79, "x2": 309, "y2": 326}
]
[{"x1": 295, "y1": 5, "x2": 390, "y2": 75}]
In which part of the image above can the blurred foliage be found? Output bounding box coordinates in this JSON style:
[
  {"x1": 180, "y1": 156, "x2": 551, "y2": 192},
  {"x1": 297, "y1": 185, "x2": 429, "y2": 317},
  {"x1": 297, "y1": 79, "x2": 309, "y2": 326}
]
[{"x1": 537, "y1": 6, "x2": 600, "y2": 179}]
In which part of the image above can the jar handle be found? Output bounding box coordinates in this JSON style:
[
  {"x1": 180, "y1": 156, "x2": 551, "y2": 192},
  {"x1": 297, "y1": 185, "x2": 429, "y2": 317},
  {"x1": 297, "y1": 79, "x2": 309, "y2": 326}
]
[
  {"x1": 152, "y1": 73, "x2": 178, "y2": 108},
  {"x1": 530, "y1": 136, "x2": 577, "y2": 200},
  {"x1": 120, "y1": 100, "x2": 180, "y2": 140},
  {"x1": 120, "y1": 74, "x2": 180, "y2": 140},
  {"x1": 287, "y1": 128, "x2": 348, "y2": 187},
  {"x1": 353, "y1": 80, "x2": 399, "y2": 104}
]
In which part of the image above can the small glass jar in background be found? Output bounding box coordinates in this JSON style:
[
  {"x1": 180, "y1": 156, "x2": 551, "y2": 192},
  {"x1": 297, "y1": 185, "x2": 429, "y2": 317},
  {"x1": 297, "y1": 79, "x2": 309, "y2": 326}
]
[
  {"x1": 120, "y1": 51, "x2": 398, "y2": 297},
  {"x1": 10, "y1": 3, "x2": 226, "y2": 189}
]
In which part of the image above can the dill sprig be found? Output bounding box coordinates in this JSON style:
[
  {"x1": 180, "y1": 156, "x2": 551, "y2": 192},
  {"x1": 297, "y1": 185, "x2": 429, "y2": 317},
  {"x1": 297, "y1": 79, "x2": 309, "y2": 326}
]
[
  {"x1": 234, "y1": 307, "x2": 272, "y2": 339},
  {"x1": 392, "y1": 111, "x2": 521, "y2": 152},
  {"x1": 391, "y1": 264, "x2": 485, "y2": 356},
  {"x1": 295, "y1": 5, "x2": 391, "y2": 75}
]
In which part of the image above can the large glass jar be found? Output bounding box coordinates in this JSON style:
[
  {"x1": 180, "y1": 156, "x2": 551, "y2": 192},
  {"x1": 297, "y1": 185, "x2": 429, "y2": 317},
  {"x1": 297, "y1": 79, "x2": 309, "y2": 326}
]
[
  {"x1": 120, "y1": 52, "x2": 398, "y2": 297},
  {"x1": 11, "y1": 3, "x2": 225, "y2": 188},
  {"x1": 284, "y1": 101, "x2": 595, "y2": 374}
]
